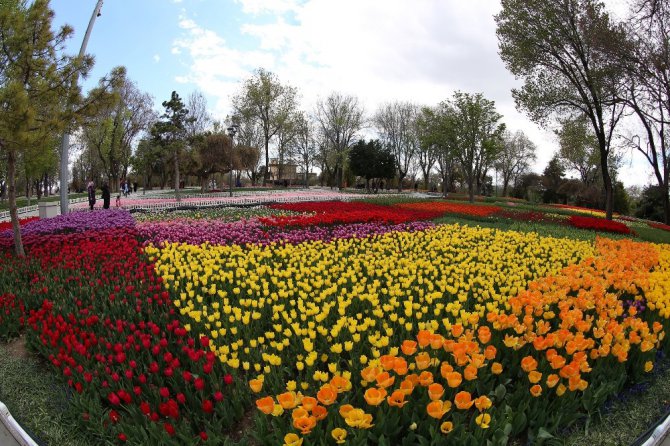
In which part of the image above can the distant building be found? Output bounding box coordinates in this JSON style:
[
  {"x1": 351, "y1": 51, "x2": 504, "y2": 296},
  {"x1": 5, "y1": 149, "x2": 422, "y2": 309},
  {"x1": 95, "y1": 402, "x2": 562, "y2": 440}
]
[{"x1": 268, "y1": 158, "x2": 299, "y2": 181}]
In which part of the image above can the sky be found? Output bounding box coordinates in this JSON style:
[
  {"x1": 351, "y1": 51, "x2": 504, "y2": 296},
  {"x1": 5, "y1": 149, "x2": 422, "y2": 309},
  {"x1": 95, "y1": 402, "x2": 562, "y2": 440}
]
[{"x1": 48, "y1": 0, "x2": 652, "y2": 187}]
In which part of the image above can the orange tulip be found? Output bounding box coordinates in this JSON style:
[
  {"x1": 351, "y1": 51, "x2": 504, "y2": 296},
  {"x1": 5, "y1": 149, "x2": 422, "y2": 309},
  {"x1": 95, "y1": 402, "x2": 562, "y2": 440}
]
[
  {"x1": 292, "y1": 407, "x2": 309, "y2": 420},
  {"x1": 474, "y1": 395, "x2": 492, "y2": 411},
  {"x1": 427, "y1": 400, "x2": 451, "y2": 419},
  {"x1": 464, "y1": 364, "x2": 478, "y2": 381},
  {"x1": 380, "y1": 355, "x2": 396, "y2": 371},
  {"x1": 451, "y1": 324, "x2": 464, "y2": 338},
  {"x1": 454, "y1": 391, "x2": 474, "y2": 410},
  {"x1": 405, "y1": 373, "x2": 420, "y2": 386},
  {"x1": 530, "y1": 384, "x2": 542, "y2": 397},
  {"x1": 338, "y1": 404, "x2": 354, "y2": 418},
  {"x1": 417, "y1": 330, "x2": 432, "y2": 348},
  {"x1": 330, "y1": 376, "x2": 351, "y2": 393},
  {"x1": 361, "y1": 366, "x2": 381, "y2": 383},
  {"x1": 293, "y1": 415, "x2": 317, "y2": 434},
  {"x1": 401, "y1": 339, "x2": 418, "y2": 356},
  {"x1": 393, "y1": 357, "x2": 408, "y2": 375},
  {"x1": 430, "y1": 333, "x2": 445, "y2": 349},
  {"x1": 418, "y1": 371, "x2": 434, "y2": 386},
  {"x1": 491, "y1": 362, "x2": 503, "y2": 375},
  {"x1": 249, "y1": 378, "x2": 263, "y2": 393},
  {"x1": 317, "y1": 385, "x2": 337, "y2": 406},
  {"x1": 375, "y1": 371, "x2": 395, "y2": 389},
  {"x1": 556, "y1": 383, "x2": 566, "y2": 396},
  {"x1": 484, "y1": 345, "x2": 497, "y2": 360},
  {"x1": 521, "y1": 356, "x2": 538, "y2": 372},
  {"x1": 301, "y1": 396, "x2": 317, "y2": 412},
  {"x1": 277, "y1": 391, "x2": 298, "y2": 410},
  {"x1": 387, "y1": 390, "x2": 408, "y2": 408},
  {"x1": 312, "y1": 405, "x2": 328, "y2": 421},
  {"x1": 256, "y1": 396, "x2": 275, "y2": 414},
  {"x1": 478, "y1": 326, "x2": 492, "y2": 344},
  {"x1": 427, "y1": 383, "x2": 445, "y2": 401},
  {"x1": 440, "y1": 362, "x2": 454, "y2": 379},
  {"x1": 445, "y1": 371, "x2": 462, "y2": 388},
  {"x1": 415, "y1": 352, "x2": 431, "y2": 370},
  {"x1": 399, "y1": 378, "x2": 415, "y2": 396},
  {"x1": 364, "y1": 387, "x2": 387, "y2": 406},
  {"x1": 546, "y1": 374, "x2": 560, "y2": 388},
  {"x1": 528, "y1": 370, "x2": 542, "y2": 384},
  {"x1": 550, "y1": 355, "x2": 566, "y2": 369}
]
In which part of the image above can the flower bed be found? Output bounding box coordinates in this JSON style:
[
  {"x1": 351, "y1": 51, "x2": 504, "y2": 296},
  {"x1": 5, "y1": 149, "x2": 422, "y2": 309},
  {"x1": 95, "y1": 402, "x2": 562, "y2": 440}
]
[
  {"x1": 568, "y1": 215, "x2": 631, "y2": 234},
  {"x1": 649, "y1": 221, "x2": 670, "y2": 232},
  {"x1": 395, "y1": 201, "x2": 501, "y2": 218},
  {"x1": 260, "y1": 201, "x2": 442, "y2": 227},
  {"x1": 0, "y1": 216, "x2": 39, "y2": 232},
  {"x1": 1, "y1": 203, "x2": 670, "y2": 445}
]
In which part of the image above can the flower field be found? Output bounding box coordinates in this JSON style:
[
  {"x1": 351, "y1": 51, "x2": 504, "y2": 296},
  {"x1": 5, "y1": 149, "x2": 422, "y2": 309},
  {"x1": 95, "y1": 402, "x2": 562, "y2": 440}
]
[{"x1": 1, "y1": 199, "x2": 670, "y2": 445}]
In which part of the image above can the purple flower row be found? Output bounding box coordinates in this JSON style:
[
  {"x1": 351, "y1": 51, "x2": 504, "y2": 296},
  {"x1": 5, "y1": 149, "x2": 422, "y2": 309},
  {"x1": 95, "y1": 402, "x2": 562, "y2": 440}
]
[
  {"x1": 137, "y1": 218, "x2": 435, "y2": 247},
  {"x1": 0, "y1": 209, "x2": 135, "y2": 239}
]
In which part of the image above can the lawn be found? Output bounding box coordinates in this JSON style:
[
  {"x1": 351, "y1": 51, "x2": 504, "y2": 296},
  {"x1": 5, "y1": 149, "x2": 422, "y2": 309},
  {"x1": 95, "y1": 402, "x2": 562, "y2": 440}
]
[{"x1": 0, "y1": 197, "x2": 669, "y2": 445}]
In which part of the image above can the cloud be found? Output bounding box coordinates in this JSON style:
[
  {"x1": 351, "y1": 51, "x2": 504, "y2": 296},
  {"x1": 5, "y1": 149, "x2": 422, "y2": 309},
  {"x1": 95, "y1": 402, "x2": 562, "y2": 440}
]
[
  {"x1": 171, "y1": 0, "x2": 650, "y2": 185},
  {"x1": 153, "y1": 54, "x2": 160, "y2": 63}
]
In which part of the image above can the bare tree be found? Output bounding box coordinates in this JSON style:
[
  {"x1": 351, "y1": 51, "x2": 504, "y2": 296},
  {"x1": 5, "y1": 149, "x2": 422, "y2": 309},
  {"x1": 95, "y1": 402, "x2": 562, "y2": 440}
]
[
  {"x1": 231, "y1": 69, "x2": 298, "y2": 186},
  {"x1": 374, "y1": 101, "x2": 419, "y2": 191},
  {"x1": 185, "y1": 90, "x2": 211, "y2": 140},
  {"x1": 496, "y1": 130, "x2": 537, "y2": 196},
  {"x1": 290, "y1": 113, "x2": 318, "y2": 188},
  {"x1": 314, "y1": 92, "x2": 364, "y2": 190}
]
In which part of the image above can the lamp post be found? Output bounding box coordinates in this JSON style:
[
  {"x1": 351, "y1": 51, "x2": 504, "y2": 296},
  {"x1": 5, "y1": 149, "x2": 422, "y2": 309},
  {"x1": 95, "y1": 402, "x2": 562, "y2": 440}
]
[
  {"x1": 227, "y1": 125, "x2": 238, "y2": 197},
  {"x1": 59, "y1": 0, "x2": 104, "y2": 215}
]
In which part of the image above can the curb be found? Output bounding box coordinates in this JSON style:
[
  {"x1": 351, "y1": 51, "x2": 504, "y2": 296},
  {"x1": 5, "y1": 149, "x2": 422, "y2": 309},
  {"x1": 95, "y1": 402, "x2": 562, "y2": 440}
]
[
  {"x1": 0, "y1": 401, "x2": 38, "y2": 446},
  {"x1": 633, "y1": 409, "x2": 670, "y2": 446}
]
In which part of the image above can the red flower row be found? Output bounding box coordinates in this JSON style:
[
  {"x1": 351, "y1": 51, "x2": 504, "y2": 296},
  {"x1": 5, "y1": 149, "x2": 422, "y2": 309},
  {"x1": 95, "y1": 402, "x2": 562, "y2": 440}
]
[
  {"x1": 568, "y1": 215, "x2": 631, "y2": 234},
  {"x1": 1, "y1": 229, "x2": 244, "y2": 444},
  {"x1": 649, "y1": 221, "x2": 670, "y2": 232},
  {"x1": 262, "y1": 201, "x2": 442, "y2": 227},
  {"x1": 395, "y1": 201, "x2": 501, "y2": 217},
  {"x1": 0, "y1": 216, "x2": 39, "y2": 232}
]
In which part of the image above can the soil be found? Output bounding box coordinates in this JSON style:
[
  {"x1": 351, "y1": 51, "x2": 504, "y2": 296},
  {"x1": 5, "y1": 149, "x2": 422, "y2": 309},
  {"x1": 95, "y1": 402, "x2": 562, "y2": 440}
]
[
  {"x1": 228, "y1": 406, "x2": 259, "y2": 445},
  {"x1": 2, "y1": 337, "x2": 29, "y2": 360}
]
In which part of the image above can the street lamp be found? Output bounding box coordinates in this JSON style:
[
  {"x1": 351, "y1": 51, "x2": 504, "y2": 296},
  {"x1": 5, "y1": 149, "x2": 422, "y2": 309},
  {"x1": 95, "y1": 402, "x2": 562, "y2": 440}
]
[
  {"x1": 59, "y1": 0, "x2": 104, "y2": 215},
  {"x1": 227, "y1": 125, "x2": 239, "y2": 197}
]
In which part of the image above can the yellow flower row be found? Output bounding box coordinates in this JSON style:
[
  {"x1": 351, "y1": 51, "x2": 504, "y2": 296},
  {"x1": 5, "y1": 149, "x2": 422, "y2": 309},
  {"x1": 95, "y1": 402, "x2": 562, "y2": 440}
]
[{"x1": 146, "y1": 225, "x2": 594, "y2": 378}]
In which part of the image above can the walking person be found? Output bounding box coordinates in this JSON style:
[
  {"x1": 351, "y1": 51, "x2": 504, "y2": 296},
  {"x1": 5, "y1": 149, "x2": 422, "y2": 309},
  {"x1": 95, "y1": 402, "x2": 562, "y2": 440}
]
[
  {"x1": 102, "y1": 183, "x2": 111, "y2": 209},
  {"x1": 87, "y1": 180, "x2": 96, "y2": 210}
]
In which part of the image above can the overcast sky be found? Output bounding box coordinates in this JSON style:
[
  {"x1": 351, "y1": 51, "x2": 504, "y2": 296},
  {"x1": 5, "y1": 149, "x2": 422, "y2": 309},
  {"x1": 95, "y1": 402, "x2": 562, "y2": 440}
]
[{"x1": 49, "y1": 0, "x2": 651, "y2": 187}]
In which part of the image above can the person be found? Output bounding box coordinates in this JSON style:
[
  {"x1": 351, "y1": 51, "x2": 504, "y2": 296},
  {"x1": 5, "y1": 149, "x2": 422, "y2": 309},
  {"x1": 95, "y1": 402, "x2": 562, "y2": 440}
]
[
  {"x1": 87, "y1": 180, "x2": 96, "y2": 210},
  {"x1": 116, "y1": 194, "x2": 121, "y2": 208},
  {"x1": 102, "y1": 183, "x2": 111, "y2": 209},
  {"x1": 133, "y1": 182, "x2": 138, "y2": 193}
]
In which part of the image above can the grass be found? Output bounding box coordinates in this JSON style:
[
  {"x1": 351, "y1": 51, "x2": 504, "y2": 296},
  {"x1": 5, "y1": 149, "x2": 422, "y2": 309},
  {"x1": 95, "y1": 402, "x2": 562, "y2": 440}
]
[
  {"x1": 0, "y1": 340, "x2": 93, "y2": 446},
  {"x1": 0, "y1": 193, "x2": 88, "y2": 212}
]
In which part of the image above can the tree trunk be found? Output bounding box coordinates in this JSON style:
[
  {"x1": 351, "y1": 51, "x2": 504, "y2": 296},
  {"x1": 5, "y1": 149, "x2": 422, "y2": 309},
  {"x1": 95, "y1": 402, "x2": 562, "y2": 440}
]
[
  {"x1": 263, "y1": 139, "x2": 269, "y2": 187},
  {"x1": 7, "y1": 150, "x2": 25, "y2": 257},
  {"x1": 397, "y1": 174, "x2": 404, "y2": 192},
  {"x1": 443, "y1": 171, "x2": 448, "y2": 199},
  {"x1": 468, "y1": 177, "x2": 475, "y2": 203},
  {"x1": 174, "y1": 146, "x2": 181, "y2": 202}
]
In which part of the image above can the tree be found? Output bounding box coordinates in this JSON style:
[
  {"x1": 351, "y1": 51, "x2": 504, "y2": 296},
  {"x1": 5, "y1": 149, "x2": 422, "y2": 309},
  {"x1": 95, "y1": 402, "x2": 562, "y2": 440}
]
[
  {"x1": 315, "y1": 92, "x2": 365, "y2": 190},
  {"x1": 131, "y1": 138, "x2": 164, "y2": 192},
  {"x1": 231, "y1": 69, "x2": 298, "y2": 186},
  {"x1": 349, "y1": 139, "x2": 395, "y2": 192},
  {"x1": 184, "y1": 132, "x2": 233, "y2": 192},
  {"x1": 615, "y1": 0, "x2": 670, "y2": 223},
  {"x1": 151, "y1": 91, "x2": 192, "y2": 201},
  {"x1": 449, "y1": 92, "x2": 505, "y2": 202},
  {"x1": 496, "y1": 0, "x2": 628, "y2": 219},
  {"x1": 417, "y1": 104, "x2": 460, "y2": 197},
  {"x1": 415, "y1": 107, "x2": 440, "y2": 190},
  {"x1": 0, "y1": 0, "x2": 115, "y2": 255},
  {"x1": 555, "y1": 117, "x2": 600, "y2": 185},
  {"x1": 185, "y1": 90, "x2": 211, "y2": 140},
  {"x1": 81, "y1": 70, "x2": 155, "y2": 192},
  {"x1": 374, "y1": 102, "x2": 419, "y2": 191},
  {"x1": 542, "y1": 156, "x2": 567, "y2": 203},
  {"x1": 496, "y1": 130, "x2": 537, "y2": 196},
  {"x1": 290, "y1": 113, "x2": 318, "y2": 188}
]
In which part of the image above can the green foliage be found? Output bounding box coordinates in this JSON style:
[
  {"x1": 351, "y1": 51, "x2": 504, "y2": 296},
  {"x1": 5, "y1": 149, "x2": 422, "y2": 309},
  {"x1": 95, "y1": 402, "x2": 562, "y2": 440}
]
[
  {"x1": 635, "y1": 185, "x2": 666, "y2": 223},
  {"x1": 349, "y1": 139, "x2": 396, "y2": 189},
  {"x1": 542, "y1": 156, "x2": 566, "y2": 204}
]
